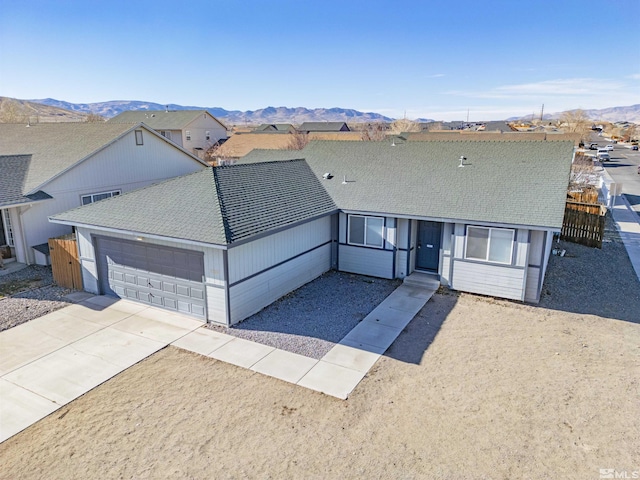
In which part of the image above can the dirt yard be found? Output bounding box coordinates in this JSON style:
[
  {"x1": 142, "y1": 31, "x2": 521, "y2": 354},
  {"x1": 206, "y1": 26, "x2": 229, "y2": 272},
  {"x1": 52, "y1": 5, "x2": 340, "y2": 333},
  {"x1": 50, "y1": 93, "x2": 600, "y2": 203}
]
[{"x1": 1, "y1": 290, "x2": 638, "y2": 479}]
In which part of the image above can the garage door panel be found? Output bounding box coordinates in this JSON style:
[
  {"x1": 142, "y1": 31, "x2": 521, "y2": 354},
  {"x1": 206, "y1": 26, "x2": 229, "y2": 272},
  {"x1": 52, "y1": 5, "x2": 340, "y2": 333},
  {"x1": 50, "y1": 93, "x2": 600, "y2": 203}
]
[
  {"x1": 95, "y1": 236, "x2": 206, "y2": 321},
  {"x1": 190, "y1": 288, "x2": 205, "y2": 300}
]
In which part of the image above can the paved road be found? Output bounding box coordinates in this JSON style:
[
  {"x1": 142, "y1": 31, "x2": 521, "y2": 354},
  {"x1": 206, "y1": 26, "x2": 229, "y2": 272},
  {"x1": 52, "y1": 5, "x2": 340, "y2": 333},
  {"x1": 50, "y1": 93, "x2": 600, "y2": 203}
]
[{"x1": 588, "y1": 134, "x2": 640, "y2": 215}]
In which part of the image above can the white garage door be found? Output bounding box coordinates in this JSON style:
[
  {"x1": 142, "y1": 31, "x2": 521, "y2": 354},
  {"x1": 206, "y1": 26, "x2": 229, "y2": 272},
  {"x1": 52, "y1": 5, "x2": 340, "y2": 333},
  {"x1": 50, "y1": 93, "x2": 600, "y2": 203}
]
[{"x1": 95, "y1": 236, "x2": 206, "y2": 320}]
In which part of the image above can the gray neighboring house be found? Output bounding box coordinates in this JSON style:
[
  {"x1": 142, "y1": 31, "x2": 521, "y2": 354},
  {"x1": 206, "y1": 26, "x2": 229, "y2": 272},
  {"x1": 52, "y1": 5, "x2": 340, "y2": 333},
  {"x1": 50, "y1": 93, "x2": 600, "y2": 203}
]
[
  {"x1": 108, "y1": 109, "x2": 228, "y2": 154},
  {"x1": 0, "y1": 122, "x2": 207, "y2": 265},
  {"x1": 50, "y1": 140, "x2": 574, "y2": 325}
]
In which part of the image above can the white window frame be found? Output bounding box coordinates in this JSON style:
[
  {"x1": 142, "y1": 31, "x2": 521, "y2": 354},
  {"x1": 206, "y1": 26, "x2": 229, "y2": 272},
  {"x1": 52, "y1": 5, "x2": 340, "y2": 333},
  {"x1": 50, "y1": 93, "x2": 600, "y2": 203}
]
[
  {"x1": 347, "y1": 214, "x2": 385, "y2": 249},
  {"x1": 160, "y1": 130, "x2": 171, "y2": 140},
  {"x1": 81, "y1": 190, "x2": 121, "y2": 206},
  {"x1": 2, "y1": 210, "x2": 14, "y2": 247},
  {"x1": 464, "y1": 226, "x2": 515, "y2": 265},
  {"x1": 205, "y1": 131, "x2": 211, "y2": 141},
  {"x1": 185, "y1": 130, "x2": 191, "y2": 141}
]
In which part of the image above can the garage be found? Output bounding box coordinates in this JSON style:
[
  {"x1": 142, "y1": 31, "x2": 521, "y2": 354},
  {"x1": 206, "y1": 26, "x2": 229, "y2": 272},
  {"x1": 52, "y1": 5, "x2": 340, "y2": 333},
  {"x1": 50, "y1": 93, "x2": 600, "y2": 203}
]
[{"x1": 94, "y1": 236, "x2": 206, "y2": 320}]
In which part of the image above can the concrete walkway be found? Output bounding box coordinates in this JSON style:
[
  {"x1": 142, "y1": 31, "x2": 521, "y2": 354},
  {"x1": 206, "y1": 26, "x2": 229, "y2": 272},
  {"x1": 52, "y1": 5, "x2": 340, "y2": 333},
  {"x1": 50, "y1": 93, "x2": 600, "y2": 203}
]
[
  {"x1": 1, "y1": 279, "x2": 437, "y2": 443},
  {"x1": 175, "y1": 280, "x2": 437, "y2": 399},
  {"x1": 602, "y1": 170, "x2": 640, "y2": 282}
]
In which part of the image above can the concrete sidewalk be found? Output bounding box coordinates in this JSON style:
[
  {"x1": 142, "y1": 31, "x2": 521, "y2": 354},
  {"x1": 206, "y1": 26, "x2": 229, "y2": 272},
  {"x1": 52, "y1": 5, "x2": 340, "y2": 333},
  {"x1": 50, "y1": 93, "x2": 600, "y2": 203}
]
[{"x1": 602, "y1": 170, "x2": 640, "y2": 282}]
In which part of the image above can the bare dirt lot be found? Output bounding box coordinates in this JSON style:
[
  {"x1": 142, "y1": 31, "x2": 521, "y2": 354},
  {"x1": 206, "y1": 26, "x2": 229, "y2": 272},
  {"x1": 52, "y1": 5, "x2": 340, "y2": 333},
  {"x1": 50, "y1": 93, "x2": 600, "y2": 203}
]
[{"x1": 1, "y1": 289, "x2": 638, "y2": 479}]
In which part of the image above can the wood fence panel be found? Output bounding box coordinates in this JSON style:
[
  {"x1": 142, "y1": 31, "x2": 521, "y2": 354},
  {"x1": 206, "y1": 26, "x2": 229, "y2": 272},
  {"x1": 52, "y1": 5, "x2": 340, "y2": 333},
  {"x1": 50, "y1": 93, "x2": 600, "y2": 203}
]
[
  {"x1": 560, "y1": 206, "x2": 605, "y2": 248},
  {"x1": 49, "y1": 234, "x2": 82, "y2": 289}
]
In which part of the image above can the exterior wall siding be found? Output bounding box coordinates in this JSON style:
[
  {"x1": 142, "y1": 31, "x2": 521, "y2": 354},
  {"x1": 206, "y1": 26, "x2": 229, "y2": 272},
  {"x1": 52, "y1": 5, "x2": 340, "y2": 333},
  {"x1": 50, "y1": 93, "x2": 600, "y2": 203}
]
[
  {"x1": 339, "y1": 245, "x2": 394, "y2": 279},
  {"x1": 226, "y1": 216, "x2": 332, "y2": 325},
  {"x1": 228, "y1": 243, "x2": 331, "y2": 325},
  {"x1": 451, "y1": 260, "x2": 526, "y2": 300},
  {"x1": 182, "y1": 115, "x2": 228, "y2": 152}
]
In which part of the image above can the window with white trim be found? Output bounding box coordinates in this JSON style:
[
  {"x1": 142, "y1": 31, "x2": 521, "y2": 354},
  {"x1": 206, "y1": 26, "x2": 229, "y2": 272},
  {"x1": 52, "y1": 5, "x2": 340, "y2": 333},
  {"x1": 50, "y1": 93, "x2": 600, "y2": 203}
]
[
  {"x1": 135, "y1": 130, "x2": 144, "y2": 145},
  {"x1": 465, "y1": 226, "x2": 514, "y2": 264},
  {"x1": 348, "y1": 215, "x2": 384, "y2": 248},
  {"x1": 205, "y1": 131, "x2": 211, "y2": 141},
  {"x1": 2, "y1": 210, "x2": 14, "y2": 247},
  {"x1": 185, "y1": 130, "x2": 191, "y2": 141},
  {"x1": 81, "y1": 190, "x2": 121, "y2": 205},
  {"x1": 160, "y1": 130, "x2": 171, "y2": 140}
]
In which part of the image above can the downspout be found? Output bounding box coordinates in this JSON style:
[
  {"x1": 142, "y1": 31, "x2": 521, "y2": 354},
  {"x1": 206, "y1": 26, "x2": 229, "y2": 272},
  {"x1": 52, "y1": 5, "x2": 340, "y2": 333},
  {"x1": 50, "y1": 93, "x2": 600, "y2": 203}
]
[{"x1": 18, "y1": 205, "x2": 33, "y2": 265}]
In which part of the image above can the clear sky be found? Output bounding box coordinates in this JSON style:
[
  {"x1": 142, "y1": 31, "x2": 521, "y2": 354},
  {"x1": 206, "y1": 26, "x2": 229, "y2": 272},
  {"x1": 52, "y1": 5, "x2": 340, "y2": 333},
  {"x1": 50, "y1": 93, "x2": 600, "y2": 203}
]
[{"x1": 1, "y1": 0, "x2": 639, "y2": 121}]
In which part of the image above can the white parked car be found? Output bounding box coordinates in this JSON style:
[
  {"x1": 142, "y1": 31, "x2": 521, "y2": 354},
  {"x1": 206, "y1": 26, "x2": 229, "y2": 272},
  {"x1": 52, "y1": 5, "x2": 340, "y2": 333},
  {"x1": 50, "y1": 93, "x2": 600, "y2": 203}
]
[{"x1": 605, "y1": 145, "x2": 614, "y2": 151}]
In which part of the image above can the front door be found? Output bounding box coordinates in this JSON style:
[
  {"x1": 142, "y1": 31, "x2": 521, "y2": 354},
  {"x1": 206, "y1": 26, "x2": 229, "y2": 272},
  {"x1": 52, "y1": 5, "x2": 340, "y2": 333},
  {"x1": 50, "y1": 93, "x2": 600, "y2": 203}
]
[{"x1": 416, "y1": 221, "x2": 442, "y2": 272}]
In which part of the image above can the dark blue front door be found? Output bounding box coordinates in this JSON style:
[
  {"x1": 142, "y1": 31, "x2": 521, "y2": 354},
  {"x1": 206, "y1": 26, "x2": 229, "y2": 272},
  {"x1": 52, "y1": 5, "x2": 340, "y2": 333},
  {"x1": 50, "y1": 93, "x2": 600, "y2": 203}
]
[{"x1": 416, "y1": 221, "x2": 442, "y2": 272}]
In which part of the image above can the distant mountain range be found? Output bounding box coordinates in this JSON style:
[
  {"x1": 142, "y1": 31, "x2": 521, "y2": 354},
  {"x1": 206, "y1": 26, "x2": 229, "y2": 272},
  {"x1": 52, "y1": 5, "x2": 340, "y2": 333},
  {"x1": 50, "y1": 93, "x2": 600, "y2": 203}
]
[
  {"x1": 29, "y1": 98, "x2": 399, "y2": 124},
  {"x1": 2, "y1": 96, "x2": 639, "y2": 124},
  {"x1": 507, "y1": 104, "x2": 640, "y2": 123}
]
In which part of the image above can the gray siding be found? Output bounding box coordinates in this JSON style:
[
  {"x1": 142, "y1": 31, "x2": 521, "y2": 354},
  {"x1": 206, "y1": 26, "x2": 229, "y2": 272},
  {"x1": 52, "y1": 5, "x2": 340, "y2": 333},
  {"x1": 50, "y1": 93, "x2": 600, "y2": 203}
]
[
  {"x1": 451, "y1": 260, "x2": 526, "y2": 300},
  {"x1": 227, "y1": 216, "x2": 332, "y2": 325},
  {"x1": 339, "y1": 245, "x2": 394, "y2": 279}
]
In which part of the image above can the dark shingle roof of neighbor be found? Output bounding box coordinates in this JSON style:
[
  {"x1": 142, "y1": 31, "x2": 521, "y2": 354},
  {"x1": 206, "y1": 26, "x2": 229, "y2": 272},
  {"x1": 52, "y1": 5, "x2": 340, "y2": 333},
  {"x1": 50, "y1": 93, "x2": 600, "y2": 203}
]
[
  {"x1": 0, "y1": 123, "x2": 137, "y2": 195},
  {"x1": 0, "y1": 155, "x2": 52, "y2": 207},
  {"x1": 298, "y1": 122, "x2": 349, "y2": 132},
  {"x1": 108, "y1": 110, "x2": 226, "y2": 130},
  {"x1": 51, "y1": 161, "x2": 337, "y2": 246},
  {"x1": 241, "y1": 140, "x2": 575, "y2": 229}
]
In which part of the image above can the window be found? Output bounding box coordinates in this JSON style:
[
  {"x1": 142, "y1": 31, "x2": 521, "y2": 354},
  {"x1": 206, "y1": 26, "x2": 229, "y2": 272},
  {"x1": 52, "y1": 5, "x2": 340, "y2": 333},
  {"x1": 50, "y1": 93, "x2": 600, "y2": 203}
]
[
  {"x1": 160, "y1": 130, "x2": 171, "y2": 140},
  {"x1": 2, "y1": 210, "x2": 14, "y2": 247},
  {"x1": 81, "y1": 190, "x2": 121, "y2": 206},
  {"x1": 465, "y1": 226, "x2": 514, "y2": 264},
  {"x1": 348, "y1": 215, "x2": 384, "y2": 248},
  {"x1": 135, "y1": 130, "x2": 144, "y2": 145},
  {"x1": 186, "y1": 130, "x2": 191, "y2": 141},
  {"x1": 205, "y1": 131, "x2": 211, "y2": 141}
]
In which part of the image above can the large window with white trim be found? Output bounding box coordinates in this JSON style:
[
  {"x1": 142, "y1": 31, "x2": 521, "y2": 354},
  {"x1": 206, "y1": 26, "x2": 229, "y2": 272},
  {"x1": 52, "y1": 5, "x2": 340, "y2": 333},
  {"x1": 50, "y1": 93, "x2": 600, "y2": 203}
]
[
  {"x1": 348, "y1": 215, "x2": 384, "y2": 248},
  {"x1": 81, "y1": 190, "x2": 121, "y2": 205},
  {"x1": 2, "y1": 210, "x2": 15, "y2": 247},
  {"x1": 465, "y1": 226, "x2": 514, "y2": 264}
]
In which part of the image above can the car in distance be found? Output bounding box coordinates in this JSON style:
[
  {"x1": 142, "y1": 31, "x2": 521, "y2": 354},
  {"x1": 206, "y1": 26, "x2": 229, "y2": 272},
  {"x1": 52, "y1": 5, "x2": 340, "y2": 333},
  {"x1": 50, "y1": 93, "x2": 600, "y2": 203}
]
[
  {"x1": 605, "y1": 144, "x2": 614, "y2": 151},
  {"x1": 589, "y1": 143, "x2": 599, "y2": 150},
  {"x1": 632, "y1": 145, "x2": 639, "y2": 151},
  {"x1": 597, "y1": 152, "x2": 611, "y2": 162}
]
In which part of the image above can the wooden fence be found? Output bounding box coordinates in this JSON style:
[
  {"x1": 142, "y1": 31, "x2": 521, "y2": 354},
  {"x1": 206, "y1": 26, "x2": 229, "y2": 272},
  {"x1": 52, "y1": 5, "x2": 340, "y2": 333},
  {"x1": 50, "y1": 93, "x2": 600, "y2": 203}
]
[
  {"x1": 49, "y1": 233, "x2": 82, "y2": 289},
  {"x1": 561, "y1": 204, "x2": 606, "y2": 248}
]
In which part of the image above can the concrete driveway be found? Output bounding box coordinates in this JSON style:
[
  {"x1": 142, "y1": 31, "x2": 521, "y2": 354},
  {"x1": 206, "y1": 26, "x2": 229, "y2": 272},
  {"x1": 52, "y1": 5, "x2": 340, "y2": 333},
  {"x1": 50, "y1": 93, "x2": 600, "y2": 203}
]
[
  {"x1": 0, "y1": 295, "x2": 203, "y2": 443},
  {"x1": 1, "y1": 277, "x2": 439, "y2": 443}
]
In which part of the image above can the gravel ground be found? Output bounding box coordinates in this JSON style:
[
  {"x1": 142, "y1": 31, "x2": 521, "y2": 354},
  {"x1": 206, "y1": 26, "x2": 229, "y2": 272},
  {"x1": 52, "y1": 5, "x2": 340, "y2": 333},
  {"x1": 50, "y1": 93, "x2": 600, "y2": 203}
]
[
  {"x1": 209, "y1": 270, "x2": 401, "y2": 359},
  {"x1": 539, "y1": 213, "x2": 640, "y2": 323},
  {"x1": 0, "y1": 265, "x2": 73, "y2": 332}
]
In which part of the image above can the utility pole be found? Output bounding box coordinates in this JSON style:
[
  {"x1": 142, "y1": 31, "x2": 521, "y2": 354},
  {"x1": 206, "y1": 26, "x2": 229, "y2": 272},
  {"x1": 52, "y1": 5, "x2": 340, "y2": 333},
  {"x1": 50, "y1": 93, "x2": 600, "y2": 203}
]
[{"x1": 540, "y1": 104, "x2": 544, "y2": 122}]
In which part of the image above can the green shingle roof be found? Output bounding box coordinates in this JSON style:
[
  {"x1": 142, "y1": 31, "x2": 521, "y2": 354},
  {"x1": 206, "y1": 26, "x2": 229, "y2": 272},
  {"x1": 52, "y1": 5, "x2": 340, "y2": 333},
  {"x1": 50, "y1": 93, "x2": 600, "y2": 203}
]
[
  {"x1": 0, "y1": 155, "x2": 52, "y2": 207},
  {"x1": 108, "y1": 110, "x2": 226, "y2": 130},
  {"x1": 51, "y1": 161, "x2": 337, "y2": 245},
  {"x1": 0, "y1": 122, "x2": 138, "y2": 195},
  {"x1": 242, "y1": 140, "x2": 574, "y2": 229}
]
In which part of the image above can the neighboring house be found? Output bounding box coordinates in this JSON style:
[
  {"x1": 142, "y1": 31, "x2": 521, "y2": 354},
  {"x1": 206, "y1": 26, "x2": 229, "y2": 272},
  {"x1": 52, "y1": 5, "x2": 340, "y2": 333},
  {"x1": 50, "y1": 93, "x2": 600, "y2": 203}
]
[
  {"x1": 253, "y1": 124, "x2": 296, "y2": 133},
  {"x1": 108, "y1": 110, "x2": 228, "y2": 154},
  {"x1": 50, "y1": 140, "x2": 573, "y2": 325},
  {"x1": 211, "y1": 133, "x2": 294, "y2": 164},
  {"x1": 405, "y1": 132, "x2": 582, "y2": 146},
  {"x1": 298, "y1": 122, "x2": 350, "y2": 133},
  {"x1": 0, "y1": 123, "x2": 207, "y2": 265}
]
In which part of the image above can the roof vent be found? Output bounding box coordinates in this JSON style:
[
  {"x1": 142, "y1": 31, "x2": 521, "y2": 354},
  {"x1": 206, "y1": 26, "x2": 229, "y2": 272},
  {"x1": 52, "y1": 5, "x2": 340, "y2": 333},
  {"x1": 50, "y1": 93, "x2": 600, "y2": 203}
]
[
  {"x1": 322, "y1": 172, "x2": 333, "y2": 179},
  {"x1": 458, "y1": 156, "x2": 466, "y2": 167}
]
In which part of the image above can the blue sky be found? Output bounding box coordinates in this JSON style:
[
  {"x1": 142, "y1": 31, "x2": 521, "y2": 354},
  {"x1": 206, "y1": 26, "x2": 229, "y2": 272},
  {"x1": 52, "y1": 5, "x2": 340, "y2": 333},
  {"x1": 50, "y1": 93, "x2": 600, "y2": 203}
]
[{"x1": 1, "y1": 0, "x2": 639, "y2": 121}]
